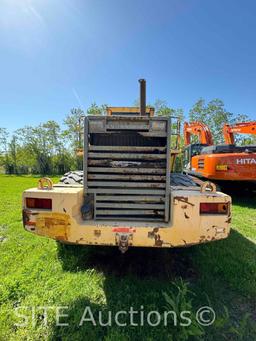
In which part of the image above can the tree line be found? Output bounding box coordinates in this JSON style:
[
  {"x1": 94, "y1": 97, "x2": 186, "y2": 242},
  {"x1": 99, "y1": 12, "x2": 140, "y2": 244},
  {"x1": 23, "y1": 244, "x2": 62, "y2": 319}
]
[{"x1": 0, "y1": 99, "x2": 254, "y2": 175}]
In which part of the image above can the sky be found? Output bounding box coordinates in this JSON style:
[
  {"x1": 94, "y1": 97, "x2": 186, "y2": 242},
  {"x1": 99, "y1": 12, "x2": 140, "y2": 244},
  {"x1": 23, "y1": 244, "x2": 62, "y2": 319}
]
[{"x1": 0, "y1": 0, "x2": 256, "y2": 132}]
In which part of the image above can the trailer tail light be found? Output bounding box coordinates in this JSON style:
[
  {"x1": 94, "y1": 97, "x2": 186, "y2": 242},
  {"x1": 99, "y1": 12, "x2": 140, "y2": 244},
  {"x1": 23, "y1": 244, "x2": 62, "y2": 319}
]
[
  {"x1": 200, "y1": 202, "x2": 229, "y2": 215},
  {"x1": 26, "y1": 198, "x2": 52, "y2": 210}
]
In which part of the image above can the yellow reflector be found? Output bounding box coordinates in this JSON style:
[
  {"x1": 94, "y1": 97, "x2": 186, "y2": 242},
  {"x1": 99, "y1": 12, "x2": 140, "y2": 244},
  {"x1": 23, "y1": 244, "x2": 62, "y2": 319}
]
[{"x1": 216, "y1": 164, "x2": 228, "y2": 171}]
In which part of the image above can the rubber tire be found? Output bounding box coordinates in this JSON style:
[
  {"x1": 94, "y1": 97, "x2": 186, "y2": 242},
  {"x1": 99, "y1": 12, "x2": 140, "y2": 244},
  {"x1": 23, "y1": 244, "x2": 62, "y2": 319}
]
[
  {"x1": 60, "y1": 171, "x2": 198, "y2": 188},
  {"x1": 170, "y1": 173, "x2": 198, "y2": 187},
  {"x1": 59, "y1": 171, "x2": 83, "y2": 185}
]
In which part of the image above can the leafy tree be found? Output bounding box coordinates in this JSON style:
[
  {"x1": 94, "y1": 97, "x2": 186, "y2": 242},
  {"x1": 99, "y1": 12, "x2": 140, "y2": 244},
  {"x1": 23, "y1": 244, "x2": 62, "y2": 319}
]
[
  {"x1": 132, "y1": 99, "x2": 184, "y2": 120},
  {"x1": 154, "y1": 99, "x2": 184, "y2": 121},
  {"x1": 64, "y1": 104, "x2": 107, "y2": 149},
  {"x1": 8, "y1": 136, "x2": 18, "y2": 174},
  {"x1": 0, "y1": 128, "x2": 8, "y2": 152},
  {"x1": 15, "y1": 125, "x2": 50, "y2": 174},
  {"x1": 63, "y1": 108, "x2": 85, "y2": 170},
  {"x1": 14, "y1": 121, "x2": 70, "y2": 175},
  {"x1": 63, "y1": 108, "x2": 85, "y2": 150},
  {"x1": 41, "y1": 120, "x2": 72, "y2": 174},
  {"x1": 87, "y1": 103, "x2": 107, "y2": 116},
  {"x1": 189, "y1": 99, "x2": 229, "y2": 144},
  {"x1": 188, "y1": 98, "x2": 251, "y2": 144},
  {"x1": 0, "y1": 99, "x2": 253, "y2": 175},
  {"x1": 0, "y1": 128, "x2": 9, "y2": 172}
]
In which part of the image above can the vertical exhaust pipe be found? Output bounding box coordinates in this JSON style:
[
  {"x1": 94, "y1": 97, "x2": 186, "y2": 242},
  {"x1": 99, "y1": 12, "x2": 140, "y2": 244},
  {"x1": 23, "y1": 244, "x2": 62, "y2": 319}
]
[{"x1": 139, "y1": 79, "x2": 146, "y2": 116}]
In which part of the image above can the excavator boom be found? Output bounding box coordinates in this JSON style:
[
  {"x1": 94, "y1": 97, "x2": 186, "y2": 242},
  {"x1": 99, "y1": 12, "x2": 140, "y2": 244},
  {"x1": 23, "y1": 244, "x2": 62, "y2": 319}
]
[
  {"x1": 223, "y1": 121, "x2": 256, "y2": 144},
  {"x1": 184, "y1": 121, "x2": 214, "y2": 145}
]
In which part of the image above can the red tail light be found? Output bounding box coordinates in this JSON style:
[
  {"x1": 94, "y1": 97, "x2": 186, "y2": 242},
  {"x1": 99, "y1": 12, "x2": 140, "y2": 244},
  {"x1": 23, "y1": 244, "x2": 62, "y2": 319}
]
[
  {"x1": 26, "y1": 198, "x2": 52, "y2": 210},
  {"x1": 200, "y1": 202, "x2": 229, "y2": 215}
]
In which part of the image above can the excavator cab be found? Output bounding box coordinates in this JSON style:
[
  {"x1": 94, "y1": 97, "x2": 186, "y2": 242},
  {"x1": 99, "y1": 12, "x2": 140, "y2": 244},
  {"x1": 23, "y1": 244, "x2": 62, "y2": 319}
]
[
  {"x1": 183, "y1": 143, "x2": 208, "y2": 170},
  {"x1": 183, "y1": 121, "x2": 213, "y2": 171}
]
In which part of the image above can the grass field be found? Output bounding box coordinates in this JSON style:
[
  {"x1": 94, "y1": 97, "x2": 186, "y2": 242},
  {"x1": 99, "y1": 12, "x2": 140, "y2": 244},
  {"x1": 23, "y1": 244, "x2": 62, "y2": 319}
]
[{"x1": 0, "y1": 175, "x2": 255, "y2": 340}]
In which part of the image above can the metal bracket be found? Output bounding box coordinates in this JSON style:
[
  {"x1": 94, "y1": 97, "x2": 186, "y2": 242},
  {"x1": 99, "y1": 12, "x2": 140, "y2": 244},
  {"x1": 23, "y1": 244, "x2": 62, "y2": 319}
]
[
  {"x1": 38, "y1": 177, "x2": 53, "y2": 190},
  {"x1": 200, "y1": 181, "x2": 217, "y2": 193}
]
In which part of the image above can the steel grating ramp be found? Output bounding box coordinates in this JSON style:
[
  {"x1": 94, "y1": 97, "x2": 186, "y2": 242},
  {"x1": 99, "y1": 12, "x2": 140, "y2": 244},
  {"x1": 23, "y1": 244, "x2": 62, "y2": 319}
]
[{"x1": 84, "y1": 116, "x2": 171, "y2": 222}]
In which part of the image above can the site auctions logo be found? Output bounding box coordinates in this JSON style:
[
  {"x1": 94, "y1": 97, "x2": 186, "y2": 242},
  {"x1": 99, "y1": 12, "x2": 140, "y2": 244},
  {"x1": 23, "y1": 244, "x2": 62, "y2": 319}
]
[{"x1": 14, "y1": 305, "x2": 215, "y2": 328}]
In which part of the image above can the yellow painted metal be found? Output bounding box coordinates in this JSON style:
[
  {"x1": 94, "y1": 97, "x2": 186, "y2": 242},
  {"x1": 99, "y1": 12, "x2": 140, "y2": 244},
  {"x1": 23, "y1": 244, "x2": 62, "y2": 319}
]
[
  {"x1": 23, "y1": 185, "x2": 231, "y2": 248},
  {"x1": 106, "y1": 107, "x2": 155, "y2": 116}
]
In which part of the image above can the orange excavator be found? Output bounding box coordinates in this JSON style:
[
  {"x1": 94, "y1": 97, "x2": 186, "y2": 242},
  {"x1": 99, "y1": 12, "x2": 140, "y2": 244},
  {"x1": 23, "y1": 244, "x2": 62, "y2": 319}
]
[
  {"x1": 223, "y1": 121, "x2": 256, "y2": 144},
  {"x1": 183, "y1": 121, "x2": 256, "y2": 189},
  {"x1": 184, "y1": 121, "x2": 214, "y2": 145}
]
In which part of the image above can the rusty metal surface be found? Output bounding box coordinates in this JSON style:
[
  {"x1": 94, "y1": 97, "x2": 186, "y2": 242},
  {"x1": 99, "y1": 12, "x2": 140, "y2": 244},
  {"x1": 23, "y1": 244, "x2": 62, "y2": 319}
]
[
  {"x1": 22, "y1": 185, "x2": 231, "y2": 248},
  {"x1": 88, "y1": 188, "x2": 166, "y2": 194},
  {"x1": 88, "y1": 174, "x2": 166, "y2": 181},
  {"x1": 95, "y1": 195, "x2": 164, "y2": 202},
  {"x1": 88, "y1": 152, "x2": 166, "y2": 160},
  {"x1": 106, "y1": 107, "x2": 154, "y2": 117},
  {"x1": 83, "y1": 117, "x2": 89, "y2": 194},
  {"x1": 34, "y1": 212, "x2": 71, "y2": 240},
  {"x1": 88, "y1": 160, "x2": 166, "y2": 168},
  {"x1": 89, "y1": 145, "x2": 166, "y2": 151},
  {"x1": 88, "y1": 115, "x2": 168, "y2": 134},
  {"x1": 22, "y1": 79, "x2": 232, "y2": 249},
  {"x1": 96, "y1": 209, "x2": 164, "y2": 216},
  {"x1": 95, "y1": 203, "x2": 165, "y2": 209},
  {"x1": 37, "y1": 177, "x2": 53, "y2": 190},
  {"x1": 164, "y1": 117, "x2": 171, "y2": 222},
  {"x1": 87, "y1": 181, "x2": 166, "y2": 188},
  {"x1": 84, "y1": 115, "x2": 170, "y2": 222},
  {"x1": 87, "y1": 167, "x2": 166, "y2": 174}
]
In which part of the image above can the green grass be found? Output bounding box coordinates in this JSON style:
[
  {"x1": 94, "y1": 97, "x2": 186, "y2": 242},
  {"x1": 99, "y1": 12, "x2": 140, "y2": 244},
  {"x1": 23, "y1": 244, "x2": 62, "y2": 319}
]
[{"x1": 0, "y1": 174, "x2": 255, "y2": 340}]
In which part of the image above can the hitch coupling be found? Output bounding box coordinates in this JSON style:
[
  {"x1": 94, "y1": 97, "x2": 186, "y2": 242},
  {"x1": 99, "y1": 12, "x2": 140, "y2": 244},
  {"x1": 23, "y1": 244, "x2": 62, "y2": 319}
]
[{"x1": 113, "y1": 228, "x2": 135, "y2": 253}]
